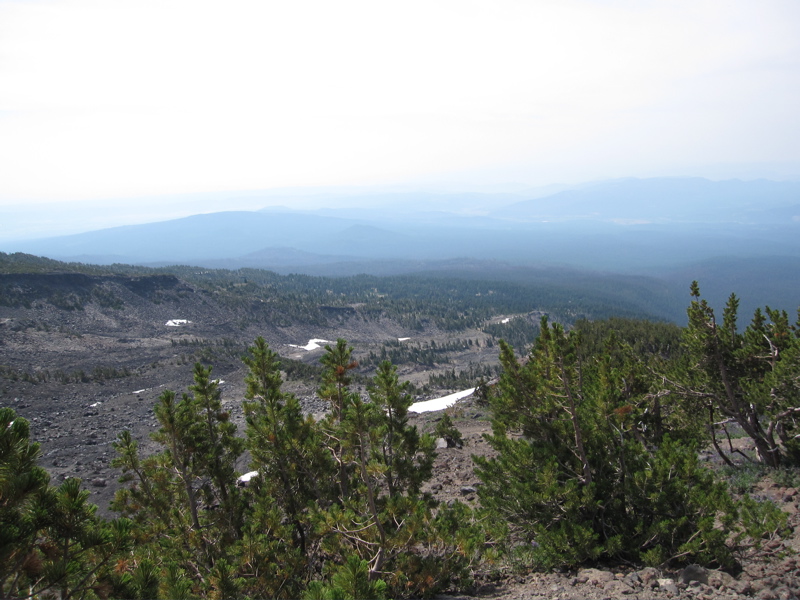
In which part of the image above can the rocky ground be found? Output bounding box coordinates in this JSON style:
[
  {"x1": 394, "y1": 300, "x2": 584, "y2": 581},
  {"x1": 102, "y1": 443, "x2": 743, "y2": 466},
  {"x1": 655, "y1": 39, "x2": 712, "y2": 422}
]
[
  {"x1": 428, "y1": 399, "x2": 800, "y2": 600},
  {"x1": 0, "y1": 273, "x2": 498, "y2": 511},
  {"x1": 2, "y1": 274, "x2": 799, "y2": 599}
]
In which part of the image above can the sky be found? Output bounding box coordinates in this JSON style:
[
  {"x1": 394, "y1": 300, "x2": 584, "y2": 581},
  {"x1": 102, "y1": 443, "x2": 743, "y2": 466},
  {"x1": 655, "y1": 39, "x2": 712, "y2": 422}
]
[{"x1": 1, "y1": 0, "x2": 800, "y2": 238}]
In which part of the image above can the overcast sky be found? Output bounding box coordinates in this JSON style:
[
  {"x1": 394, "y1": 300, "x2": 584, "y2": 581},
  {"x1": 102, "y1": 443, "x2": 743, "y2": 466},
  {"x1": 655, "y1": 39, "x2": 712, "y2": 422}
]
[{"x1": 1, "y1": 0, "x2": 799, "y2": 214}]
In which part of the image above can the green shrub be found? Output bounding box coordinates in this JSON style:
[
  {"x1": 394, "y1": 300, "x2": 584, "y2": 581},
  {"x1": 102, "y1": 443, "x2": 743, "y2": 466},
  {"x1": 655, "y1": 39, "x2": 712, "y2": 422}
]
[{"x1": 475, "y1": 318, "x2": 767, "y2": 569}]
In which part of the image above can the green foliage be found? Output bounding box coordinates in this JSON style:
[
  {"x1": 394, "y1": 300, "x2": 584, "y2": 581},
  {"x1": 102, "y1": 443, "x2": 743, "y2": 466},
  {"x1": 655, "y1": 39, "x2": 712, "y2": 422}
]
[
  {"x1": 0, "y1": 365, "x2": 133, "y2": 385},
  {"x1": 574, "y1": 316, "x2": 683, "y2": 361},
  {"x1": 1, "y1": 408, "x2": 51, "y2": 597},
  {"x1": 319, "y1": 339, "x2": 360, "y2": 423},
  {"x1": 303, "y1": 555, "x2": 388, "y2": 600},
  {"x1": 475, "y1": 316, "x2": 770, "y2": 569},
  {"x1": 110, "y1": 363, "x2": 247, "y2": 595},
  {"x1": 1, "y1": 408, "x2": 133, "y2": 599},
  {"x1": 426, "y1": 363, "x2": 500, "y2": 390},
  {"x1": 771, "y1": 466, "x2": 800, "y2": 489},
  {"x1": 368, "y1": 360, "x2": 435, "y2": 496},
  {"x1": 39, "y1": 478, "x2": 133, "y2": 599},
  {"x1": 680, "y1": 283, "x2": 800, "y2": 467},
  {"x1": 434, "y1": 413, "x2": 463, "y2": 448},
  {"x1": 731, "y1": 494, "x2": 789, "y2": 558},
  {"x1": 106, "y1": 339, "x2": 485, "y2": 598},
  {"x1": 363, "y1": 338, "x2": 487, "y2": 370},
  {"x1": 720, "y1": 462, "x2": 768, "y2": 495},
  {"x1": 242, "y1": 336, "x2": 333, "y2": 595},
  {"x1": 483, "y1": 316, "x2": 541, "y2": 352}
]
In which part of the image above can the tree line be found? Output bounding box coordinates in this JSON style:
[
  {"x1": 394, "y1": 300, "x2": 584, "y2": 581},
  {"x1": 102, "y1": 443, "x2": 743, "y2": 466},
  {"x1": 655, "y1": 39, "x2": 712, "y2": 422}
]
[{"x1": 1, "y1": 252, "x2": 681, "y2": 326}]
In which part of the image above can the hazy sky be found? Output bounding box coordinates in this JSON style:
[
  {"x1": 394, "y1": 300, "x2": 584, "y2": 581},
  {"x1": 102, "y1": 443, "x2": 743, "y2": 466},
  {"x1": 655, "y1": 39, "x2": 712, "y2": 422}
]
[{"x1": 1, "y1": 0, "x2": 799, "y2": 211}]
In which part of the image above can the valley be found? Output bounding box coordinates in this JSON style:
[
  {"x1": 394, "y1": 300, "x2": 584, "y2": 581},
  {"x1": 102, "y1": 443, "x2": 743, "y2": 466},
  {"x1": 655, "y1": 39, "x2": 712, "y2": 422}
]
[{"x1": 0, "y1": 263, "x2": 516, "y2": 515}]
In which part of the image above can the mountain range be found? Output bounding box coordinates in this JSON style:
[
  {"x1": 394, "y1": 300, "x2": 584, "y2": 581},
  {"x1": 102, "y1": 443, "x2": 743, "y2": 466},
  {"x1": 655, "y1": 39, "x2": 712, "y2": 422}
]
[{"x1": 4, "y1": 177, "x2": 800, "y2": 321}]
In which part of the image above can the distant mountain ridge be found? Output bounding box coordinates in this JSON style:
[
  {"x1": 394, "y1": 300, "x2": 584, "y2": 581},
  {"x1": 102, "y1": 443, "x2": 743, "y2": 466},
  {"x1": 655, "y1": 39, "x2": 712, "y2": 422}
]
[
  {"x1": 490, "y1": 178, "x2": 800, "y2": 223},
  {"x1": 4, "y1": 178, "x2": 799, "y2": 281}
]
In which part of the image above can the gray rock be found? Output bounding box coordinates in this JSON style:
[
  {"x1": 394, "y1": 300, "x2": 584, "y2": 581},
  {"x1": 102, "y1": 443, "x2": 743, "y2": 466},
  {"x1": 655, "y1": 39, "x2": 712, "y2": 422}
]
[
  {"x1": 680, "y1": 564, "x2": 709, "y2": 585},
  {"x1": 637, "y1": 567, "x2": 660, "y2": 588},
  {"x1": 657, "y1": 578, "x2": 678, "y2": 594},
  {"x1": 708, "y1": 569, "x2": 737, "y2": 590},
  {"x1": 622, "y1": 571, "x2": 642, "y2": 588},
  {"x1": 577, "y1": 568, "x2": 615, "y2": 586}
]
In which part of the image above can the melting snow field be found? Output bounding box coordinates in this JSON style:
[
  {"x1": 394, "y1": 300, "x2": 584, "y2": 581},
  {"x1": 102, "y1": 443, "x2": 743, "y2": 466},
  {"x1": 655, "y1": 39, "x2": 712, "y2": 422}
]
[
  {"x1": 409, "y1": 388, "x2": 475, "y2": 414},
  {"x1": 166, "y1": 319, "x2": 191, "y2": 327},
  {"x1": 289, "y1": 338, "x2": 332, "y2": 351}
]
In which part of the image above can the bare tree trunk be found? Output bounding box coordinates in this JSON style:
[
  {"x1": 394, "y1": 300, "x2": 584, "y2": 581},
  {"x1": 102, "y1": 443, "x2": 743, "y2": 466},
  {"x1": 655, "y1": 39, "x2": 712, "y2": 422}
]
[{"x1": 559, "y1": 358, "x2": 592, "y2": 485}]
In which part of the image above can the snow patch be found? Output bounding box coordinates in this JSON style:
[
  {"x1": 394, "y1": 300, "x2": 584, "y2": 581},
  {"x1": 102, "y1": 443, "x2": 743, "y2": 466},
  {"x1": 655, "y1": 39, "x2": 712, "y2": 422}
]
[
  {"x1": 398, "y1": 337, "x2": 411, "y2": 342},
  {"x1": 89, "y1": 402, "x2": 101, "y2": 408},
  {"x1": 238, "y1": 471, "x2": 259, "y2": 483},
  {"x1": 409, "y1": 388, "x2": 475, "y2": 414},
  {"x1": 132, "y1": 389, "x2": 146, "y2": 395},
  {"x1": 289, "y1": 338, "x2": 332, "y2": 351},
  {"x1": 166, "y1": 319, "x2": 191, "y2": 327},
  {"x1": 501, "y1": 318, "x2": 510, "y2": 324}
]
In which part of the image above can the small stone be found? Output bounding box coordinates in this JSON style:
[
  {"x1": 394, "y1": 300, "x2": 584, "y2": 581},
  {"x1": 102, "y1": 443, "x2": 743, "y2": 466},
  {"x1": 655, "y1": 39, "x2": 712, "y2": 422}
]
[{"x1": 91, "y1": 478, "x2": 107, "y2": 487}]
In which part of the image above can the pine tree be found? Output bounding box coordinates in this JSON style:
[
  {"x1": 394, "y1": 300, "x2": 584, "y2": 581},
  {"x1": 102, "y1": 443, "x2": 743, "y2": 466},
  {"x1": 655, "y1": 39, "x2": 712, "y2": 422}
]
[
  {"x1": 188, "y1": 363, "x2": 245, "y2": 542},
  {"x1": 39, "y1": 478, "x2": 133, "y2": 600},
  {"x1": 475, "y1": 317, "x2": 745, "y2": 568},
  {"x1": 1, "y1": 408, "x2": 51, "y2": 598},
  {"x1": 242, "y1": 337, "x2": 333, "y2": 560},
  {"x1": 314, "y1": 343, "x2": 459, "y2": 592},
  {"x1": 111, "y1": 362, "x2": 246, "y2": 592},
  {"x1": 682, "y1": 282, "x2": 800, "y2": 467},
  {"x1": 368, "y1": 360, "x2": 434, "y2": 497},
  {"x1": 318, "y1": 339, "x2": 360, "y2": 501}
]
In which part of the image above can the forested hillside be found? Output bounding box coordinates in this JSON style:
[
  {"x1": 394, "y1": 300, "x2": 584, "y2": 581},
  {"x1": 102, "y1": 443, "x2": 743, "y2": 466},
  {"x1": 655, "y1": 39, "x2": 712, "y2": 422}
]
[{"x1": 0, "y1": 251, "x2": 682, "y2": 324}]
